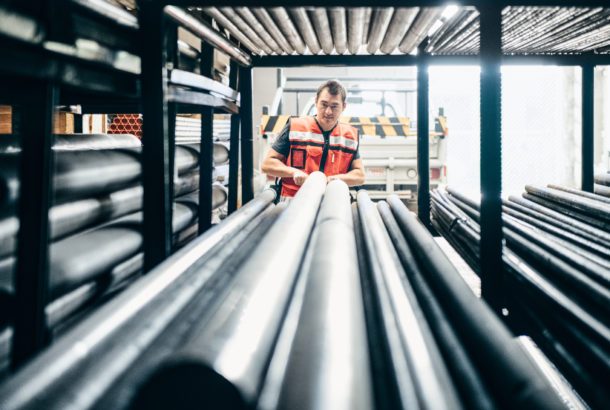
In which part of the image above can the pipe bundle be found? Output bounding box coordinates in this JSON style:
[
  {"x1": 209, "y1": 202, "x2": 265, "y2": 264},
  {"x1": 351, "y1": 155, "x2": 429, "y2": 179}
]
[
  {"x1": 0, "y1": 177, "x2": 573, "y2": 409},
  {"x1": 431, "y1": 185, "x2": 610, "y2": 409}
]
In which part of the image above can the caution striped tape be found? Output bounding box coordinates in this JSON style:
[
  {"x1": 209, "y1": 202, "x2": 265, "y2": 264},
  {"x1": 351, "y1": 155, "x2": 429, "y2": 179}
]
[{"x1": 261, "y1": 115, "x2": 415, "y2": 137}]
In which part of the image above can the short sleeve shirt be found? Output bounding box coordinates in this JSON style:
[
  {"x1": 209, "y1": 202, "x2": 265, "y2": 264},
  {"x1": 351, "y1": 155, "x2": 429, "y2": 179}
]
[{"x1": 271, "y1": 118, "x2": 360, "y2": 160}]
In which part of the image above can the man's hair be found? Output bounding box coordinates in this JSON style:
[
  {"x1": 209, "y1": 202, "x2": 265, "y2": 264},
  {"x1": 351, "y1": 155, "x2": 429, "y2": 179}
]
[{"x1": 316, "y1": 79, "x2": 346, "y2": 103}]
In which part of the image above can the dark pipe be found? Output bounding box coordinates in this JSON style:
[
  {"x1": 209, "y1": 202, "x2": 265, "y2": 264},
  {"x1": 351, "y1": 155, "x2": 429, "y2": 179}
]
[
  {"x1": 130, "y1": 174, "x2": 326, "y2": 409},
  {"x1": 358, "y1": 191, "x2": 461, "y2": 410},
  {"x1": 0, "y1": 190, "x2": 275, "y2": 410},
  {"x1": 377, "y1": 201, "x2": 495, "y2": 410},
  {"x1": 387, "y1": 194, "x2": 565, "y2": 409},
  {"x1": 523, "y1": 192, "x2": 610, "y2": 231},
  {"x1": 594, "y1": 173, "x2": 610, "y2": 187},
  {"x1": 547, "y1": 184, "x2": 610, "y2": 205},
  {"x1": 525, "y1": 185, "x2": 610, "y2": 223}
]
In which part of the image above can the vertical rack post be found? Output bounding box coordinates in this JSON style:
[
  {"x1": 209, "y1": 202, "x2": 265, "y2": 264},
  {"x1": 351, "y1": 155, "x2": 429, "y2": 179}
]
[
  {"x1": 581, "y1": 64, "x2": 594, "y2": 192},
  {"x1": 12, "y1": 82, "x2": 57, "y2": 368},
  {"x1": 478, "y1": 4, "x2": 503, "y2": 314},
  {"x1": 140, "y1": 1, "x2": 172, "y2": 272},
  {"x1": 417, "y1": 51, "x2": 431, "y2": 229},
  {"x1": 199, "y1": 43, "x2": 215, "y2": 233},
  {"x1": 240, "y1": 65, "x2": 254, "y2": 203},
  {"x1": 228, "y1": 59, "x2": 240, "y2": 214}
]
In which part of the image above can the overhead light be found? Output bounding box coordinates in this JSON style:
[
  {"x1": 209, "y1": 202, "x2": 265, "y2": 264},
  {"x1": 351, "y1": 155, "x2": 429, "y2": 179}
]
[{"x1": 441, "y1": 4, "x2": 459, "y2": 20}]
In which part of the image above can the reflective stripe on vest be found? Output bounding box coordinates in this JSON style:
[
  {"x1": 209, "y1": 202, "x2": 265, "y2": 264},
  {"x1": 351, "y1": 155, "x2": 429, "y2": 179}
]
[{"x1": 281, "y1": 117, "x2": 358, "y2": 197}]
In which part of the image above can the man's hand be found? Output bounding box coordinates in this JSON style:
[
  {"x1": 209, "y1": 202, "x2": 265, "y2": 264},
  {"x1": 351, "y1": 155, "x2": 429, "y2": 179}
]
[
  {"x1": 292, "y1": 169, "x2": 308, "y2": 185},
  {"x1": 327, "y1": 174, "x2": 343, "y2": 183}
]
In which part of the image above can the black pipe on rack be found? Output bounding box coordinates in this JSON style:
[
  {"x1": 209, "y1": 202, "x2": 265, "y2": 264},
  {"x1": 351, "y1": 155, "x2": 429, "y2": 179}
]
[
  {"x1": 131, "y1": 174, "x2": 326, "y2": 409},
  {"x1": 388, "y1": 194, "x2": 565, "y2": 409},
  {"x1": 358, "y1": 190, "x2": 461, "y2": 410},
  {"x1": 523, "y1": 185, "x2": 610, "y2": 222},
  {"x1": 0, "y1": 189, "x2": 276, "y2": 410}
]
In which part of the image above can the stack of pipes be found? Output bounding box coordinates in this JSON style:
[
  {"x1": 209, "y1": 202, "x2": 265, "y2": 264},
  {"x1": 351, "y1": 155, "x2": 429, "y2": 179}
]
[
  {"x1": 0, "y1": 176, "x2": 575, "y2": 409},
  {"x1": 431, "y1": 185, "x2": 610, "y2": 408},
  {"x1": 0, "y1": 133, "x2": 220, "y2": 375},
  {"x1": 595, "y1": 171, "x2": 610, "y2": 197}
]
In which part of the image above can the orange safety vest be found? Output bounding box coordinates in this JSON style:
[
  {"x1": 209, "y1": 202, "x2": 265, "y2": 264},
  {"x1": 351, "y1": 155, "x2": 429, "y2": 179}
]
[{"x1": 282, "y1": 116, "x2": 359, "y2": 197}]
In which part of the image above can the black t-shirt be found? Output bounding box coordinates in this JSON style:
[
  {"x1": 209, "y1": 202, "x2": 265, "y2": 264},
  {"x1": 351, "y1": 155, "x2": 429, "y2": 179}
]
[{"x1": 271, "y1": 118, "x2": 360, "y2": 160}]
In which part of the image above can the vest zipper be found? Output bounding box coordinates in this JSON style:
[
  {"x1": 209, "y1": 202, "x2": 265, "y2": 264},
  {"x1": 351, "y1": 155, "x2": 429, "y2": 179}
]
[{"x1": 319, "y1": 133, "x2": 330, "y2": 172}]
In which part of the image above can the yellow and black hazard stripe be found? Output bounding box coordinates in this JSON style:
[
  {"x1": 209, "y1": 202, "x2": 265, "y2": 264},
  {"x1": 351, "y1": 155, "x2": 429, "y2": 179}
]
[{"x1": 261, "y1": 115, "x2": 292, "y2": 134}]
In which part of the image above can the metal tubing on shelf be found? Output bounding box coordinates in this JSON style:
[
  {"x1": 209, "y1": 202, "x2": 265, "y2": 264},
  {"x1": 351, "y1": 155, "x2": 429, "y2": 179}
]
[
  {"x1": 478, "y1": 4, "x2": 503, "y2": 312},
  {"x1": 366, "y1": 8, "x2": 395, "y2": 55},
  {"x1": 164, "y1": 6, "x2": 251, "y2": 66},
  {"x1": 269, "y1": 7, "x2": 306, "y2": 55},
  {"x1": 289, "y1": 8, "x2": 321, "y2": 55},
  {"x1": 548, "y1": 184, "x2": 610, "y2": 205},
  {"x1": 524, "y1": 185, "x2": 610, "y2": 222},
  {"x1": 380, "y1": 7, "x2": 419, "y2": 54},
  {"x1": 329, "y1": 7, "x2": 347, "y2": 54},
  {"x1": 228, "y1": 60, "x2": 240, "y2": 214},
  {"x1": 0, "y1": 190, "x2": 276, "y2": 410},
  {"x1": 357, "y1": 191, "x2": 460, "y2": 410},
  {"x1": 267, "y1": 181, "x2": 374, "y2": 410},
  {"x1": 131, "y1": 173, "x2": 327, "y2": 409},
  {"x1": 361, "y1": 8, "x2": 372, "y2": 44},
  {"x1": 11, "y1": 82, "x2": 56, "y2": 369},
  {"x1": 250, "y1": 8, "x2": 294, "y2": 54},
  {"x1": 347, "y1": 8, "x2": 365, "y2": 55},
  {"x1": 200, "y1": 7, "x2": 262, "y2": 56},
  {"x1": 399, "y1": 8, "x2": 442, "y2": 54},
  {"x1": 582, "y1": 64, "x2": 594, "y2": 193},
  {"x1": 417, "y1": 54, "x2": 430, "y2": 229},
  {"x1": 310, "y1": 8, "x2": 334, "y2": 55},
  {"x1": 235, "y1": 7, "x2": 282, "y2": 55},
  {"x1": 240, "y1": 65, "x2": 254, "y2": 203},
  {"x1": 218, "y1": 7, "x2": 274, "y2": 55},
  {"x1": 387, "y1": 195, "x2": 566, "y2": 409}
]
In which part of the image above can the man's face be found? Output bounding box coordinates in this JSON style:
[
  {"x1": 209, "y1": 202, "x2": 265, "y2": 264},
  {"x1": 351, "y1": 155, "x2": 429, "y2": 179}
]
[{"x1": 315, "y1": 88, "x2": 346, "y2": 131}]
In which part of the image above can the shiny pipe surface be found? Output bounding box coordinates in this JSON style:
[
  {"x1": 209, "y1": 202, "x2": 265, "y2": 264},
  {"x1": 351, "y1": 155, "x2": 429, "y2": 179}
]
[
  {"x1": 329, "y1": 8, "x2": 347, "y2": 54},
  {"x1": 366, "y1": 8, "x2": 394, "y2": 55},
  {"x1": 595, "y1": 184, "x2": 610, "y2": 197},
  {"x1": 347, "y1": 8, "x2": 365, "y2": 54},
  {"x1": 71, "y1": 0, "x2": 138, "y2": 29},
  {"x1": 397, "y1": 7, "x2": 440, "y2": 53},
  {"x1": 269, "y1": 181, "x2": 374, "y2": 410},
  {"x1": 165, "y1": 6, "x2": 252, "y2": 66},
  {"x1": 235, "y1": 7, "x2": 282, "y2": 55},
  {"x1": 523, "y1": 193, "x2": 610, "y2": 231},
  {"x1": 361, "y1": 8, "x2": 372, "y2": 44},
  {"x1": 289, "y1": 8, "x2": 321, "y2": 54},
  {"x1": 387, "y1": 195, "x2": 566, "y2": 409},
  {"x1": 380, "y1": 8, "x2": 419, "y2": 54},
  {"x1": 202, "y1": 7, "x2": 262, "y2": 55},
  {"x1": 218, "y1": 7, "x2": 273, "y2": 55},
  {"x1": 0, "y1": 190, "x2": 275, "y2": 410},
  {"x1": 251, "y1": 8, "x2": 294, "y2": 54},
  {"x1": 595, "y1": 173, "x2": 610, "y2": 186},
  {"x1": 131, "y1": 173, "x2": 326, "y2": 408},
  {"x1": 310, "y1": 8, "x2": 334, "y2": 54},
  {"x1": 525, "y1": 185, "x2": 610, "y2": 222},
  {"x1": 269, "y1": 7, "x2": 306, "y2": 55},
  {"x1": 358, "y1": 191, "x2": 461, "y2": 410}
]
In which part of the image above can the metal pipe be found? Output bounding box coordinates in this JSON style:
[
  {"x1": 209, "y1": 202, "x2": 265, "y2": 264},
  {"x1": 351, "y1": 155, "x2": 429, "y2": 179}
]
[
  {"x1": 347, "y1": 8, "x2": 365, "y2": 55},
  {"x1": 201, "y1": 7, "x2": 262, "y2": 55},
  {"x1": 264, "y1": 181, "x2": 374, "y2": 410},
  {"x1": 377, "y1": 201, "x2": 495, "y2": 410},
  {"x1": 235, "y1": 7, "x2": 282, "y2": 55},
  {"x1": 525, "y1": 185, "x2": 610, "y2": 223},
  {"x1": 130, "y1": 173, "x2": 327, "y2": 409},
  {"x1": 71, "y1": 0, "x2": 138, "y2": 29},
  {"x1": 595, "y1": 183, "x2": 610, "y2": 197},
  {"x1": 399, "y1": 7, "x2": 443, "y2": 54},
  {"x1": 217, "y1": 7, "x2": 273, "y2": 55},
  {"x1": 269, "y1": 7, "x2": 306, "y2": 55},
  {"x1": 361, "y1": 7, "x2": 372, "y2": 44},
  {"x1": 251, "y1": 8, "x2": 294, "y2": 54},
  {"x1": 164, "y1": 6, "x2": 251, "y2": 67},
  {"x1": 547, "y1": 184, "x2": 610, "y2": 206},
  {"x1": 0, "y1": 190, "x2": 276, "y2": 410},
  {"x1": 358, "y1": 191, "x2": 461, "y2": 410},
  {"x1": 289, "y1": 8, "x2": 321, "y2": 55},
  {"x1": 595, "y1": 173, "x2": 610, "y2": 186},
  {"x1": 329, "y1": 7, "x2": 347, "y2": 54},
  {"x1": 387, "y1": 194, "x2": 566, "y2": 409},
  {"x1": 380, "y1": 8, "x2": 419, "y2": 54},
  {"x1": 309, "y1": 8, "x2": 334, "y2": 55},
  {"x1": 366, "y1": 8, "x2": 394, "y2": 55}
]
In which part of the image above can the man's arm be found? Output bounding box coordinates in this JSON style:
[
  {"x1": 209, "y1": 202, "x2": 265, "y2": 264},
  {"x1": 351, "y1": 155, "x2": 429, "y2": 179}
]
[
  {"x1": 327, "y1": 158, "x2": 365, "y2": 186},
  {"x1": 261, "y1": 148, "x2": 308, "y2": 185}
]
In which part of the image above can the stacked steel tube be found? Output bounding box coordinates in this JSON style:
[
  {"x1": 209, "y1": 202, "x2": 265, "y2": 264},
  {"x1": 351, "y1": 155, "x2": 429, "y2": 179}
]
[
  {"x1": 595, "y1": 171, "x2": 610, "y2": 197},
  {"x1": 0, "y1": 131, "x2": 227, "y2": 375},
  {"x1": 0, "y1": 179, "x2": 573, "y2": 409},
  {"x1": 431, "y1": 185, "x2": 610, "y2": 409}
]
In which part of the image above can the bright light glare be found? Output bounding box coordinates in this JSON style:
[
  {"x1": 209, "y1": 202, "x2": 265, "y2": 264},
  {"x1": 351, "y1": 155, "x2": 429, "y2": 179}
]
[
  {"x1": 442, "y1": 4, "x2": 459, "y2": 20},
  {"x1": 427, "y1": 20, "x2": 443, "y2": 36}
]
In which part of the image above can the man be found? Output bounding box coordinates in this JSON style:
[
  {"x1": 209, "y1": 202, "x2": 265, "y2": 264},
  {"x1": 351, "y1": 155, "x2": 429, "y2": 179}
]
[{"x1": 261, "y1": 79, "x2": 365, "y2": 200}]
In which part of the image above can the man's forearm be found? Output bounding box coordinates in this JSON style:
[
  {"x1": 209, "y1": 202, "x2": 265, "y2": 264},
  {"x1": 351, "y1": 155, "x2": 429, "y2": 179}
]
[
  {"x1": 329, "y1": 169, "x2": 365, "y2": 186},
  {"x1": 262, "y1": 158, "x2": 300, "y2": 178}
]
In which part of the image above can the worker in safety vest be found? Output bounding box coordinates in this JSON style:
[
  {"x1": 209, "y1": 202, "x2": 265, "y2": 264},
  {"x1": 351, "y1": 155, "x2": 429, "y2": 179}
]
[{"x1": 262, "y1": 79, "x2": 365, "y2": 200}]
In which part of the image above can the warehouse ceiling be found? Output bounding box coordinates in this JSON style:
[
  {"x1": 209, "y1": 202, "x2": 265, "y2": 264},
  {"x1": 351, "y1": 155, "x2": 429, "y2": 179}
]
[{"x1": 107, "y1": 2, "x2": 610, "y2": 56}]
